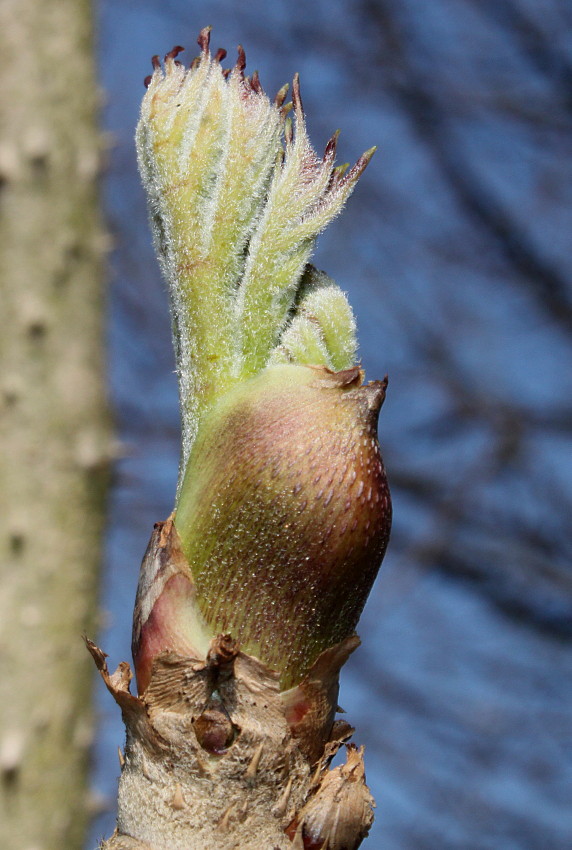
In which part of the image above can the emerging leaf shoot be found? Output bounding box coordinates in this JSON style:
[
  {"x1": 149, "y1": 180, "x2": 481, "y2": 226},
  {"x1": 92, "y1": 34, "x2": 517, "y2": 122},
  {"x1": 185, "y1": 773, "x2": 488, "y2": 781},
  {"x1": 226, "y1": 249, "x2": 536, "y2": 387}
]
[
  {"x1": 135, "y1": 28, "x2": 391, "y2": 691},
  {"x1": 137, "y1": 30, "x2": 372, "y2": 479}
]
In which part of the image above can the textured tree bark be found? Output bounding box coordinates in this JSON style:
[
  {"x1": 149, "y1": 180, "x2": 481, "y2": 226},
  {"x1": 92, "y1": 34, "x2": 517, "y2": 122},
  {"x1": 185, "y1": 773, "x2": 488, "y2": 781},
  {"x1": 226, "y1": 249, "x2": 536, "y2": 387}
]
[{"x1": 0, "y1": 1, "x2": 110, "y2": 848}]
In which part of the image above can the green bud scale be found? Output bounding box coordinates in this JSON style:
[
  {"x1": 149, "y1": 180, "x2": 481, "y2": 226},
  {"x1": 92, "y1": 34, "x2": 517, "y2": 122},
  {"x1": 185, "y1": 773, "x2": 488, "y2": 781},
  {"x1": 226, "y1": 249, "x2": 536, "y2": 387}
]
[{"x1": 175, "y1": 364, "x2": 391, "y2": 688}]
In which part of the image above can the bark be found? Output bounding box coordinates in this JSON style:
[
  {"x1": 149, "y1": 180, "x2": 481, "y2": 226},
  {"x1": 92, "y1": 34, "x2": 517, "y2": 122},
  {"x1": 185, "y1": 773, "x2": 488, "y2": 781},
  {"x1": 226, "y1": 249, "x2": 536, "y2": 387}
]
[
  {"x1": 0, "y1": 1, "x2": 109, "y2": 848},
  {"x1": 90, "y1": 522, "x2": 374, "y2": 850}
]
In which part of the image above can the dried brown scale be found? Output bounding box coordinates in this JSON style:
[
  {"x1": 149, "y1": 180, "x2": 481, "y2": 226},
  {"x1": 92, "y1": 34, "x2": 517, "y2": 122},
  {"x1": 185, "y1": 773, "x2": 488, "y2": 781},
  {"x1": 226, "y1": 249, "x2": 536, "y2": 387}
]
[{"x1": 292, "y1": 745, "x2": 375, "y2": 850}]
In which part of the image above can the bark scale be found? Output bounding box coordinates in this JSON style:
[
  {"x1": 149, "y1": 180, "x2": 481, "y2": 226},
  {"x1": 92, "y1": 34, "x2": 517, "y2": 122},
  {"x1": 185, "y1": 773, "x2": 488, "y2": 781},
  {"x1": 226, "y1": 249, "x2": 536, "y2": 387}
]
[{"x1": 0, "y1": 2, "x2": 110, "y2": 848}]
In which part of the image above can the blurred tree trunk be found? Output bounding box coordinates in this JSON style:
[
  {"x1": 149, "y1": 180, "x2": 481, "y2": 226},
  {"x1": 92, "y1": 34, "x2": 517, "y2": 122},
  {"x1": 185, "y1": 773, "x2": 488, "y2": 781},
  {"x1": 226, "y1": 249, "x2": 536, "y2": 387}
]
[{"x1": 0, "y1": 1, "x2": 110, "y2": 848}]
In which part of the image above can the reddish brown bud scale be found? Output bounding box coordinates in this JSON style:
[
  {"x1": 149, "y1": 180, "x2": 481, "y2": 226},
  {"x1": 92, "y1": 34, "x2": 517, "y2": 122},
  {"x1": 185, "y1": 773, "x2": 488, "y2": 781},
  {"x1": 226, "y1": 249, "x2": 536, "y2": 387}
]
[
  {"x1": 131, "y1": 518, "x2": 210, "y2": 694},
  {"x1": 174, "y1": 364, "x2": 391, "y2": 689},
  {"x1": 133, "y1": 571, "x2": 196, "y2": 694}
]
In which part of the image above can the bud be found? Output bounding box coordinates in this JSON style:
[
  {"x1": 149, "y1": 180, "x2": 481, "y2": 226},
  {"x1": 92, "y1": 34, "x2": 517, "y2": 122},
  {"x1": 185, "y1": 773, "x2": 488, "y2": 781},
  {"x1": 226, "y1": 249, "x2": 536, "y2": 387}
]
[
  {"x1": 134, "y1": 30, "x2": 391, "y2": 696},
  {"x1": 174, "y1": 363, "x2": 391, "y2": 689},
  {"x1": 286, "y1": 745, "x2": 375, "y2": 849}
]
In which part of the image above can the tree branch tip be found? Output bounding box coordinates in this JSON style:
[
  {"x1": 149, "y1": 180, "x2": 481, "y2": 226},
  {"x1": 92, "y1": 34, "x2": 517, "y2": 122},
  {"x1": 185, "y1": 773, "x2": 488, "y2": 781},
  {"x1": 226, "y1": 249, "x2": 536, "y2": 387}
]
[{"x1": 131, "y1": 34, "x2": 387, "y2": 844}]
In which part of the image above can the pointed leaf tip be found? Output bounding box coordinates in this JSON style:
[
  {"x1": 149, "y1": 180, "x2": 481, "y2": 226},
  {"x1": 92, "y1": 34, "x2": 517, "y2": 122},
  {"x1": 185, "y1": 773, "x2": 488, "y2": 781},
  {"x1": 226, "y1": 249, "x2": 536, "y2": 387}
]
[
  {"x1": 236, "y1": 44, "x2": 247, "y2": 72},
  {"x1": 341, "y1": 146, "x2": 377, "y2": 187},
  {"x1": 250, "y1": 70, "x2": 263, "y2": 93},
  {"x1": 275, "y1": 82, "x2": 290, "y2": 107},
  {"x1": 324, "y1": 129, "x2": 341, "y2": 161},
  {"x1": 197, "y1": 26, "x2": 212, "y2": 53},
  {"x1": 165, "y1": 45, "x2": 185, "y2": 62},
  {"x1": 357, "y1": 146, "x2": 377, "y2": 171},
  {"x1": 292, "y1": 72, "x2": 304, "y2": 116}
]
